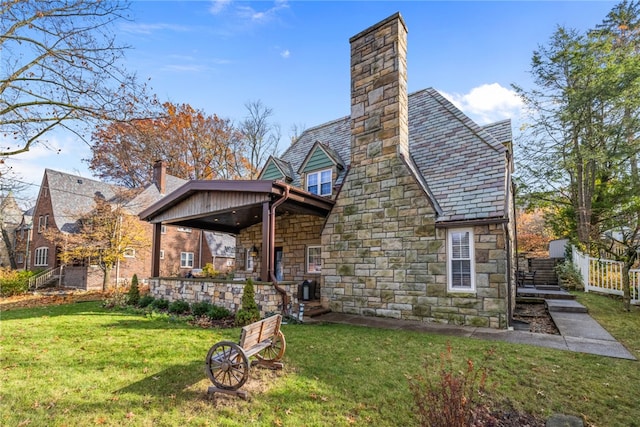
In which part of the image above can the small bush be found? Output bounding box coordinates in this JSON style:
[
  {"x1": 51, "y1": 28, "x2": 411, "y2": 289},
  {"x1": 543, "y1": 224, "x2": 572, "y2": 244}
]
[
  {"x1": 235, "y1": 279, "x2": 260, "y2": 326},
  {"x1": 103, "y1": 287, "x2": 128, "y2": 309},
  {"x1": 192, "y1": 301, "x2": 213, "y2": 317},
  {"x1": 150, "y1": 298, "x2": 169, "y2": 310},
  {"x1": 138, "y1": 295, "x2": 155, "y2": 308},
  {"x1": 202, "y1": 263, "x2": 218, "y2": 278},
  {"x1": 408, "y1": 343, "x2": 494, "y2": 427},
  {"x1": 207, "y1": 305, "x2": 231, "y2": 320},
  {"x1": 555, "y1": 261, "x2": 584, "y2": 291},
  {"x1": 0, "y1": 268, "x2": 33, "y2": 296},
  {"x1": 126, "y1": 274, "x2": 141, "y2": 306},
  {"x1": 168, "y1": 300, "x2": 190, "y2": 314}
]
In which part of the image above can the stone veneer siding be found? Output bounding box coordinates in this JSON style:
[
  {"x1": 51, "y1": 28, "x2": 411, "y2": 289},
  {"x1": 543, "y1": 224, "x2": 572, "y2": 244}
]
[
  {"x1": 235, "y1": 214, "x2": 324, "y2": 295},
  {"x1": 149, "y1": 278, "x2": 298, "y2": 318},
  {"x1": 320, "y1": 13, "x2": 508, "y2": 328}
]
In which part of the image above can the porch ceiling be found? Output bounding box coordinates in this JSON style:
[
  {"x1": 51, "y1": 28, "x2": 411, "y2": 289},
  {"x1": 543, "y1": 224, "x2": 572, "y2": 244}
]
[{"x1": 138, "y1": 180, "x2": 335, "y2": 234}]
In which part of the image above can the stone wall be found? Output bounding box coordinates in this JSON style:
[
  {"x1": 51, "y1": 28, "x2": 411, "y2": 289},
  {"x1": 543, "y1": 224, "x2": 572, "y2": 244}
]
[
  {"x1": 149, "y1": 278, "x2": 299, "y2": 317},
  {"x1": 235, "y1": 214, "x2": 323, "y2": 297}
]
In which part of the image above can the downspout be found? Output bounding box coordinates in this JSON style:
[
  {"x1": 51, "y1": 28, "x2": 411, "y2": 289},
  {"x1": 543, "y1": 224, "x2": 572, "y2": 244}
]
[{"x1": 269, "y1": 184, "x2": 290, "y2": 312}]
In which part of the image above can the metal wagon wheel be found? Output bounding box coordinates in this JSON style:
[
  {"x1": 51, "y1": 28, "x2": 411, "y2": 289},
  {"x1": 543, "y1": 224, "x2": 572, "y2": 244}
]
[
  {"x1": 255, "y1": 330, "x2": 286, "y2": 362},
  {"x1": 205, "y1": 341, "x2": 250, "y2": 390}
]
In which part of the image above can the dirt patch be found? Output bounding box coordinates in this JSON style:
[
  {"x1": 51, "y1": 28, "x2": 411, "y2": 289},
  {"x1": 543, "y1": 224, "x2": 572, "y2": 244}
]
[
  {"x1": 513, "y1": 303, "x2": 560, "y2": 335},
  {"x1": 0, "y1": 289, "x2": 104, "y2": 310}
]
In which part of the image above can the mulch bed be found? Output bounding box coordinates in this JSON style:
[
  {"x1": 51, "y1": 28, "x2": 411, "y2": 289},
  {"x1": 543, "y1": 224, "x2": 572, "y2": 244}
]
[{"x1": 513, "y1": 303, "x2": 560, "y2": 335}]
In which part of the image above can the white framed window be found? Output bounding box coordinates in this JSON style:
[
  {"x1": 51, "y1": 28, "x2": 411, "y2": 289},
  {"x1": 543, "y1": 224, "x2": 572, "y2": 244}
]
[
  {"x1": 245, "y1": 249, "x2": 254, "y2": 272},
  {"x1": 180, "y1": 252, "x2": 194, "y2": 268},
  {"x1": 16, "y1": 253, "x2": 24, "y2": 264},
  {"x1": 307, "y1": 246, "x2": 322, "y2": 274},
  {"x1": 123, "y1": 248, "x2": 135, "y2": 258},
  {"x1": 34, "y1": 247, "x2": 49, "y2": 267},
  {"x1": 227, "y1": 258, "x2": 233, "y2": 267},
  {"x1": 447, "y1": 228, "x2": 475, "y2": 292},
  {"x1": 161, "y1": 225, "x2": 167, "y2": 234},
  {"x1": 159, "y1": 250, "x2": 165, "y2": 260},
  {"x1": 306, "y1": 169, "x2": 332, "y2": 196},
  {"x1": 177, "y1": 227, "x2": 192, "y2": 233}
]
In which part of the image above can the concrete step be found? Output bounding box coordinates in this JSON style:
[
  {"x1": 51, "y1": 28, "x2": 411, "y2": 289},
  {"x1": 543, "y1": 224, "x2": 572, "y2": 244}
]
[
  {"x1": 546, "y1": 299, "x2": 588, "y2": 313},
  {"x1": 517, "y1": 287, "x2": 576, "y2": 300}
]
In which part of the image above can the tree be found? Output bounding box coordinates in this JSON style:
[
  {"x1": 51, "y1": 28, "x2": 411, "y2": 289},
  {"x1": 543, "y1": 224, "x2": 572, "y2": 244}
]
[
  {"x1": 45, "y1": 190, "x2": 150, "y2": 290},
  {"x1": 89, "y1": 102, "x2": 250, "y2": 187},
  {"x1": 240, "y1": 100, "x2": 281, "y2": 178},
  {"x1": 1, "y1": 0, "x2": 152, "y2": 158},
  {"x1": 515, "y1": 1, "x2": 640, "y2": 309}
]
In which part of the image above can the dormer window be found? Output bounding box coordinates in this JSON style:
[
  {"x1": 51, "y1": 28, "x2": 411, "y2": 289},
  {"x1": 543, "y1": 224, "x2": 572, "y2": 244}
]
[{"x1": 307, "y1": 169, "x2": 332, "y2": 196}]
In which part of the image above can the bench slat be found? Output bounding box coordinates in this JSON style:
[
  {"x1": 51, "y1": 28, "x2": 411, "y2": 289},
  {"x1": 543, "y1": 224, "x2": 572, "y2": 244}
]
[{"x1": 240, "y1": 315, "x2": 281, "y2": 350}]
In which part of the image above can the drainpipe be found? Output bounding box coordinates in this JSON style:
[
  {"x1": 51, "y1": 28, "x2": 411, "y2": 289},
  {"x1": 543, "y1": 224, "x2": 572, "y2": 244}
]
[{"x1": 269, "y1": 184, "x2": 290, "y2": 312}]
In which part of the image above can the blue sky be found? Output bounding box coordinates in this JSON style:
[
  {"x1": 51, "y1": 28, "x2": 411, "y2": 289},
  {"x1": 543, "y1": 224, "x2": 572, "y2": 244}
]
[{"x1": 7, "y1": 0, "x2": 618, "y2": 206}]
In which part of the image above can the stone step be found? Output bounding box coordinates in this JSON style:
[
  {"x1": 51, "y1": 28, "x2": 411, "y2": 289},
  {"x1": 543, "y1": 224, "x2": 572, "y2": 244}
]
[
  {"x1": 517, "y1": 288, "x2": 576, "y2": 300},
  {"x1": 545, "y1": 299, "x2": 588, "y2": 313}
]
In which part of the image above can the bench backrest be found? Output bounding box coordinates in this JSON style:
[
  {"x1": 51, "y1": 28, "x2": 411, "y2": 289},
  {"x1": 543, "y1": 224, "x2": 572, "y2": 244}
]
[{"x1": 239, "y1": 314, "x2": 282, "y2": 350}]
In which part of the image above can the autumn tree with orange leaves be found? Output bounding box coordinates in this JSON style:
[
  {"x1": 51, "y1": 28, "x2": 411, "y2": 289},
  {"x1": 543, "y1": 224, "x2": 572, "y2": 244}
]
[{"x1": 89, "y1": 102, "x2": 251, "y2": 187}]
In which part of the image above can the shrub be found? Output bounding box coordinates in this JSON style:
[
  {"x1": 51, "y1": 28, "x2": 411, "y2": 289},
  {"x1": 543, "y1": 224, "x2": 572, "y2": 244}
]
[
  {"x1": 202, "y1": 263, "x2": 218, "y2": 278},
  {"x1": 168, "y1": 300, "x2": 190, "y2": 314},
  {"x1": 408, "y1": 343, "x2": 494, "y2": 427},
  {"x1": 0, "y1": 268, "x2": 33, "y2": 296},
  {"x1": 555, "y1": 261, "x2": 584, "y2": 291},
  {"x1": 191, "y1": 300, "x2": 213, "y2": 317},
  {"x1": 137, "y1": 294, "x2": 155, "y2": 308},
  {"x1": 103, "y1": 286, "x2": 128, "y2": 309},
  {"x1": 207, "y1": 305, "x2": 231, "y2": 320},
  {"x1": 150, "y1": 298, "x2": 169, "y2": 310},
  {"x1": 235, "y1": 279, "x2": 260, "y2": 326},
  {"x1": 126, "y1": 274, "x2": 141, "y2": 306}
]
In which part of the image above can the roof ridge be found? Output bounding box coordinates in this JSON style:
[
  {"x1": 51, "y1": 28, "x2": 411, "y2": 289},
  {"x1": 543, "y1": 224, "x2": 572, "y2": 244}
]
[{"x1": 426, "y1": 89, "x2": 506, "y2": 154}]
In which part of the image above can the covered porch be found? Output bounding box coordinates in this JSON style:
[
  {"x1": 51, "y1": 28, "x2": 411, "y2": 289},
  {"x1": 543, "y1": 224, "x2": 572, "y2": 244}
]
[{"x1": 138, "y1": 180, "x2": 334, "y2": 300}]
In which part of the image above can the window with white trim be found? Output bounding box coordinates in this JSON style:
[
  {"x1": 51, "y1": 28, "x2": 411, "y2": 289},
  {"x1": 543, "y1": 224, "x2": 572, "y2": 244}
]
[
  {"x1": 306, "y1": 169, "x2": 332, "y2": 196},
  {"x1": 245, "y1": 249, "x2": 254, "y2": 272},
  {"x1": 307, "y1": 246, "x2": 322, "y2": 274},
  {"x1": 34, "y1": 247, "x2": 49, "y2": 267},
  {"x1": 161, "y1": 225, "x2": 167, "y2": 234},
  {"x1": 123, "y1": 248, "x2": 135, "y2": 258},
  {"x1": 447, "y1": 228, "x2": 475, "y2": 292},
  {"x1": 180, "y1": 252, "x2": 194, "y2": 268},
  {"x1": 177, "y1": 227, "x2": 192, "y2": 233},
  {"x1": 16, "y1": 253, "x2": 24, "y2": 264},
  {"x1": 38, "y1": 215, "x2": 48, "y2": 233},
  {"x1": 159, "y1": 250, "x2": 165, "y2": 260}
]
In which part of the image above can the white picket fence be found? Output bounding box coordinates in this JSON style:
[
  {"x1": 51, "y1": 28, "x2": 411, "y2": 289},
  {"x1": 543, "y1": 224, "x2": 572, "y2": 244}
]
[{"x1": 572, "y1": 246, "x2": 639, "y2": 304}]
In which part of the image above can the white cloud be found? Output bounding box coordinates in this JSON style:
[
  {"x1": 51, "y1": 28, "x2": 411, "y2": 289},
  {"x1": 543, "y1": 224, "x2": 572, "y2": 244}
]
[
  {"x1": 440, "y1": 83, "x2": 523, "y2": 125},
  {"x1": 209, "y1": 0, "x2": 232, "y2": 15},
  {"x1": 119, "y1": 22, "x2": 192, "y2": 35},
  {"x1": 280, "y1": 49, "x2": 290, "y2": 59}
]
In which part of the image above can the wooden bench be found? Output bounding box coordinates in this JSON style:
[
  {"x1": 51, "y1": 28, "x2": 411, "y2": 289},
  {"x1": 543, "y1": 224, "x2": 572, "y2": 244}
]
[{"x1": 205, "y1": 314, "x2": 286, "y2": 399}]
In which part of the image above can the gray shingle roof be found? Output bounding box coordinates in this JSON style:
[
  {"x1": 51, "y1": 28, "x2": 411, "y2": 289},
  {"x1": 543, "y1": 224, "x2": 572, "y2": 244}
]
[{"x1": 277, "y1": 88, "x2": 511, "y2": 223}]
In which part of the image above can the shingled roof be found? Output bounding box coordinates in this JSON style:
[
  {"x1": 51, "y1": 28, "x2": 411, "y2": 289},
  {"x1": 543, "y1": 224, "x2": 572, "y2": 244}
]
[{"x1": 276, "y1": 88, "x2": 511, "y2": 223}]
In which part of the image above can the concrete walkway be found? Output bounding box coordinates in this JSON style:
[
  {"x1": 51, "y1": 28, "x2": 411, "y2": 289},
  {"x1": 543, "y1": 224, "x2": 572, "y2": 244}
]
[{"x1": 305, "y1": 300, "x2": 637, "y2": 361}]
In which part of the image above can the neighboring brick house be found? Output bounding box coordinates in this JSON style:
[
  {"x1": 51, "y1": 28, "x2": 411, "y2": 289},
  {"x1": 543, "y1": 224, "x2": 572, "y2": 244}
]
[
  {"x1": 0, "y1": 192, "x2": 24, "y2": 268},
  {"x1": 28, "y1": 163, "x2": 235, "y2": 289},
  {"x1": 11, "y1": 207, "x2": 33, "y2": 270},
  {"x1": 140, "y1": 13, "x2": 516, "y2": 328}
]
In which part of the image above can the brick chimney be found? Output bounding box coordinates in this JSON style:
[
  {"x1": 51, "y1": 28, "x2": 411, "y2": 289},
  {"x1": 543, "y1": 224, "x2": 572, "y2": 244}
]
[
  {"x1": 153, "y1": 160, "x2": 166, "y2": 195},
  {"x1": 350, "y1": 12, "x2": 409, "y2": 165}
]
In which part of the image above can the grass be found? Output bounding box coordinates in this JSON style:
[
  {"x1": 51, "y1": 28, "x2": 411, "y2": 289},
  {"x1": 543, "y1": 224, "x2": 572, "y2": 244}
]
[{"x1": 0, "y1": 295, "x2": 639, "y2": 427}]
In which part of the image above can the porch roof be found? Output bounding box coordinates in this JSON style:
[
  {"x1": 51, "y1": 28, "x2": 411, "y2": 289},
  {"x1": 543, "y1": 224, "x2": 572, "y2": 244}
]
[{"x1": 138, "y1": 180, "x2": 335, "y2": 234}]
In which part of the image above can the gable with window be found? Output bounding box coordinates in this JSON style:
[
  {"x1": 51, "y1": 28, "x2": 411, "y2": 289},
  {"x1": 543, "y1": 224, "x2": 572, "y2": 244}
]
[
  {"x1": 447, "y1": 228, "x2": 475, "y2": 292},
  {"x1": 298, "y1": 142, "x2": 345, "y2": 197}
]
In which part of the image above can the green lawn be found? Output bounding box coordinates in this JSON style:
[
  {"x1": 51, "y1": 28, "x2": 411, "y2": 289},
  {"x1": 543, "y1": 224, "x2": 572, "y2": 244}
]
[{"x1": 1, "y1": 295, "x2": 639, "y2": 427}]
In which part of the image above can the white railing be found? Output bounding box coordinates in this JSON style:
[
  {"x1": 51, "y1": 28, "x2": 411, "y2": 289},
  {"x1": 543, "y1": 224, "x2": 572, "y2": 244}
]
[
  {"x1": 28, "y1": 266, "x2": 63, "y2": 290},
  {"x1": 572, "y1": 246, "x2": 639, "y2": 304}
]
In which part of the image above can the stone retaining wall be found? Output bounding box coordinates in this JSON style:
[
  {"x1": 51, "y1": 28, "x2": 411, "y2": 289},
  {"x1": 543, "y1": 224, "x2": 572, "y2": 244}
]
[{"x1": 149, "y1": 278, "x2": 299, "y2": 317}]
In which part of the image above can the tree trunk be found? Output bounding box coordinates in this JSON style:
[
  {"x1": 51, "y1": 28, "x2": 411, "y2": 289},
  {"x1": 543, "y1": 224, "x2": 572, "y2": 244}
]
[
  {"x1": 102, "y1": 266, "x2": 111, "y2": 292},
  {"x1": 622, "y1": 264, "x2": 631, "y2": 312}
]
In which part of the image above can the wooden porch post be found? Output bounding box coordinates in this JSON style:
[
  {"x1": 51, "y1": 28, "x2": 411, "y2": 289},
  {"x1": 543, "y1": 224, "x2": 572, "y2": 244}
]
[
  {"x1": 151, "y1": 222, "x2": 162, "y2": 277},
  {"x1": 261, "y1": 201, "x2": 270, "y2": 282}
]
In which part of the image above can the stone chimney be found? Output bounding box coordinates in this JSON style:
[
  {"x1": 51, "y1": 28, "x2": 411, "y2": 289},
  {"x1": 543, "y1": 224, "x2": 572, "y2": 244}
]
[
  {"x1": 153, "y1": 160, "x2": 166, "y2": 195},
  {"x1": 350, "y1": 12, "x2": 409, "y2": 165}
]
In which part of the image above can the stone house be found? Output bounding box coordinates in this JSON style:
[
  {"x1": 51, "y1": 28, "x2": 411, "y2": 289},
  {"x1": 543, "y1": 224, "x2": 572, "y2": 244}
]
[
  {"x1": 28, "y1": 163, "x2": 235, "y2": 289},
  {"x1": 140, "y1": 13, "x2": 516, "y2": 328}
]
